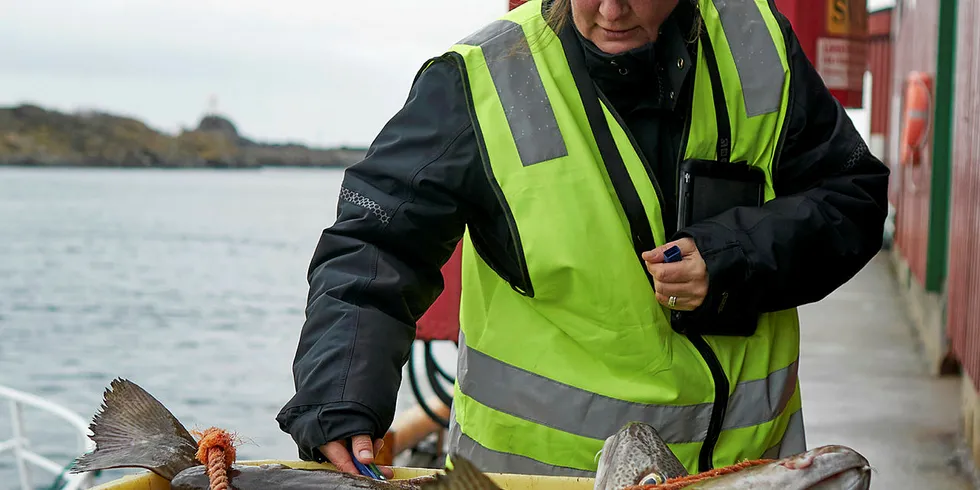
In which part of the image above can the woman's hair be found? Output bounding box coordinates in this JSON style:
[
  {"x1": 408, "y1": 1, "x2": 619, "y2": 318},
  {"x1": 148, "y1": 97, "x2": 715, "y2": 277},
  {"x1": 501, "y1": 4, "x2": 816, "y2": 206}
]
[{"x1": 543, "y1": 0, "x2": 572, "y2": 33}]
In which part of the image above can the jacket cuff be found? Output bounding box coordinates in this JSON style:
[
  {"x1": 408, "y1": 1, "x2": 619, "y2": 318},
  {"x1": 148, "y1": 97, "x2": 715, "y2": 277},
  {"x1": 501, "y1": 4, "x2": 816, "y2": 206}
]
[
  {"x1": 277, "y1": 403, "x2": 380, "y2": 462},
  {"x1": 672, "y1": 223, "x2": 754, "y2": 326}
]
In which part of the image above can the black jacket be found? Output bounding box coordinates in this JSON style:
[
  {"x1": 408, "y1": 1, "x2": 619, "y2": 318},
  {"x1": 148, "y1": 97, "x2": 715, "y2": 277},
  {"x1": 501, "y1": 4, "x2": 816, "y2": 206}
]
[{"x1": 276, "y1": 3, "x2": 890, "y2": 462}]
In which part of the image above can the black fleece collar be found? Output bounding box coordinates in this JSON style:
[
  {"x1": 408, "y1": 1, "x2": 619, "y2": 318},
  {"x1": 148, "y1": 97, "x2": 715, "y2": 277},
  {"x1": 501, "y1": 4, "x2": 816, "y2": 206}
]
[{"x1": 571, "y1": 3, "x2": 696, "y2": 111}]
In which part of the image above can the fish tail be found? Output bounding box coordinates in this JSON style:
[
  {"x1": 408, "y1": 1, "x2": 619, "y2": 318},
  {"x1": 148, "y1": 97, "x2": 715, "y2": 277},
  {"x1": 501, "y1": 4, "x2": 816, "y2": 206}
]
[
  {"x1": 70, "y1": 378, "x2": 201, "y2": 480},
  {"x1": 421, "y1": 454, "x2": 503, "y2": 490}
]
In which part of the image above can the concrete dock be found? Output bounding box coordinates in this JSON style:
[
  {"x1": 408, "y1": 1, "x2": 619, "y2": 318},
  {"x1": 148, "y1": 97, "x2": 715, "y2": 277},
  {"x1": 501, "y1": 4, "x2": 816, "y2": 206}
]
[{"x1": 799, "y1": 252, "x2": 976, "y2": 488}]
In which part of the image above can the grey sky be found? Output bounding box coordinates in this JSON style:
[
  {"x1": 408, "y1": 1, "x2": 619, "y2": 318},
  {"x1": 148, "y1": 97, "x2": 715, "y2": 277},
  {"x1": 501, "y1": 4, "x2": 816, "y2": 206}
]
[{"x1": 2, "y1": 0, "x2": 893, "y2": 147}]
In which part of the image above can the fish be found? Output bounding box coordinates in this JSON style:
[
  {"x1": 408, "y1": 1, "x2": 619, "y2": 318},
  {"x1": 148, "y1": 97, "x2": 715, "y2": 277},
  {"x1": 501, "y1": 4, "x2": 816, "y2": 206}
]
[
  {"x1": 425, "y1": 422, "x2": 872, "y2": 490},
  {"x1": 590, "y1": 421, "x2": 873, "y2": 490},
  {"x1": 593, "y1": 421, "x2": 689, "y2": 489},
  {"x1": 672, "y1": 445, "x2": 873, "y2": 489},
  {"x1": 69, "y1": 378, "x2": 440, "y2": 489}
]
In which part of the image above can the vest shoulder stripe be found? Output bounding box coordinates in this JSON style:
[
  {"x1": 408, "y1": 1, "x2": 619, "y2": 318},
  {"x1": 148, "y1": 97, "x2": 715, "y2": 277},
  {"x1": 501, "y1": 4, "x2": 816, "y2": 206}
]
[
  {"x1": 710, "y1": 0, "x2": 786, "y2": 117},
  {"x1": 455, "y1": 19, "x2": 568, "y2": 167},
  {"x1": 457, "y1": 19, "x2": 518, "y2": 47},
  {"x1": 457, "y1": 332, "x2": 800, "y2": 444}
]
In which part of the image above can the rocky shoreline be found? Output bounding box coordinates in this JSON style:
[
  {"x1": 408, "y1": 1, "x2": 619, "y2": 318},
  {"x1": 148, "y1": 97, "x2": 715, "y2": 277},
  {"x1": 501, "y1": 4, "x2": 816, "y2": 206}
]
[{"x1": 0, "y1": 104, "x2": 367, "y2": 169}]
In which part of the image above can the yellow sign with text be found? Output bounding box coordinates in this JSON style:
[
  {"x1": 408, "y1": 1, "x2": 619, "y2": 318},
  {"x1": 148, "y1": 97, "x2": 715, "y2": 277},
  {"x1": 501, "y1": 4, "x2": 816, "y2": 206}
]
[{"x1": 827, "y1": 0, "x2": 867, "y2": 36}]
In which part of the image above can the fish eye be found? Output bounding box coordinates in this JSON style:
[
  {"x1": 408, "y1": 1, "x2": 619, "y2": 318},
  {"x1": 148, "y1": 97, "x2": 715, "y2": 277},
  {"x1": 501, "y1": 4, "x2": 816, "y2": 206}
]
[{"x1": 640, "y1": 471, "x2": 667, "y2": 485}]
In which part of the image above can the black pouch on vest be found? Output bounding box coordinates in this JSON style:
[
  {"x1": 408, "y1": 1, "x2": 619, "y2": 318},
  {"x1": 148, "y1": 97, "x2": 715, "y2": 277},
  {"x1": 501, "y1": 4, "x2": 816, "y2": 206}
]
[
  {"x1": 676, "y1": 158, "x2": 765, "y2": 230},
  {"x1": 670, "y1": 158, "x2": 765, "y2": 337}
]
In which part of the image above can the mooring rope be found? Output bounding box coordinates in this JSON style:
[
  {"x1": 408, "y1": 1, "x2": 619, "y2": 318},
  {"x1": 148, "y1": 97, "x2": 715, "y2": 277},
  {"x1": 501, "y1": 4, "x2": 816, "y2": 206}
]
[
  {"x1": 627, "y1": 459, "x2": 775, "y2": 490},
  {"x1": 192, "y1": 427, "x2": 238, "y2": 490}
]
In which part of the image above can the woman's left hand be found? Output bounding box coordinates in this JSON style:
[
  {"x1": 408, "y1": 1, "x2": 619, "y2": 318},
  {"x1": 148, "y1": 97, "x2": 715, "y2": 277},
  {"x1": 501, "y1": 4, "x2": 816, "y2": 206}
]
[{"x1": 641, "y1": 238, "x2": 709, "y2": 311}]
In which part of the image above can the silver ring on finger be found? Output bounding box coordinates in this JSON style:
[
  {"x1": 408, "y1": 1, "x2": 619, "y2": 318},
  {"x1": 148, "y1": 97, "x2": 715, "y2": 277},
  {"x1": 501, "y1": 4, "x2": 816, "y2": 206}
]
[{"x1": 668, "y1": 296, "x2": 677, "y2": 308}]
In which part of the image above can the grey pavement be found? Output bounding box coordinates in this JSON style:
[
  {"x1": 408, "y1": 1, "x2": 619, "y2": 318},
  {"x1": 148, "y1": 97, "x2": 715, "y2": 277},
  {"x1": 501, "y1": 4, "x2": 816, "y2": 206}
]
[{"x1": 798, "y1": 252, "x2": 976, "y2": 489}]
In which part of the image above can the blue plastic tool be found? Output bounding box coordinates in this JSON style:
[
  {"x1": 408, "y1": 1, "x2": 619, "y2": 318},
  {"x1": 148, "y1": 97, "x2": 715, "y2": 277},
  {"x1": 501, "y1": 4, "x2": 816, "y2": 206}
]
[
  {"x1": 663, "y1": 245, "x2": 682, "y2": 263},
  {"x1": 368, "y1": 462, "x2": 387, "y2": 480},
  {"x1": 349, "y1": 448, "x2": 386, "y2": 480}
]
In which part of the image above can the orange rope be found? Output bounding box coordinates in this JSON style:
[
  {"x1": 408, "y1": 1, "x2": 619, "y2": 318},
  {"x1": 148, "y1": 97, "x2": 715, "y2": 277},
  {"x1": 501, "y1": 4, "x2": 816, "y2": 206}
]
[
  {"x1": 205, "y1": 447, "x2": 230, "y2": 490},
  {"x1": 626, "y1": 459, "x2": 774, "y2": 490},
  {"x1": 192, "y1": 427, "x2": 238, "y2": 490}
]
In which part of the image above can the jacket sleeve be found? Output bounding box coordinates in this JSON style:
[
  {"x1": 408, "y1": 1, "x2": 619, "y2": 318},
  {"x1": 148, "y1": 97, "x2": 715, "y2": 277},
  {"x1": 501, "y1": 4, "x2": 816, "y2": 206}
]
[
  {"x1": 276, "y1": 56, "x2": 483, "y2": 461},
  {"x1": 673, "y1": 15, "x2": 890, "y2": 325}
]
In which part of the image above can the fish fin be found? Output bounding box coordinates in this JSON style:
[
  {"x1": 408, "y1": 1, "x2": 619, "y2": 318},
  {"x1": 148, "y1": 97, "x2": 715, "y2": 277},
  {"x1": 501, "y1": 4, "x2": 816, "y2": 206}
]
[
  {"x1": 70, "y1": 378, "x2": 201, "y2": 480},
  {"x1": 420, "y1": 454, "x2": 503, "y2": 490}
]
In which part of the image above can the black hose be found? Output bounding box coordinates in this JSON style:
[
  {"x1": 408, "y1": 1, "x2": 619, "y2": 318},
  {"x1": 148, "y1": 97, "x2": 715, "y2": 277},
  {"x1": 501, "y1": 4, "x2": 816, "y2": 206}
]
[
  {"x1": 407, "y1": 344, "x2": 450, "y2": 428},
  {"x1": 423, "y1": 342, "x2": 455, "y2": 408},
  {"x1": 425, "y1": 341, "x2": 456, "y2": 383}
]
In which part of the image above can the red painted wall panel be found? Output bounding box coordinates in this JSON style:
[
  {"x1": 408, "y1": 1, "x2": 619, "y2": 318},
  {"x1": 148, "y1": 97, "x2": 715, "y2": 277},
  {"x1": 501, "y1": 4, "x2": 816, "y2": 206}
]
[
  {"x1": 414, "y1": 243, "x2": 462, "y2": 342},
  {"x1": 868, "y1": 10, "x2": 892, "y2": 137},
  {"x1": 947, "y1": 0, "x2": 980, "y2": 389},
  {"x1": 869, "y1": 41, "x2": 892, "y2": 137},
  {"x1": 774, "y1": 0, "x2": 868, "y2": 108},
  {"x1": 889, "y1": 0, "x2": 938, "y2": 287},
  {"x1": 865, "y1": 9, "x2": 894, "y2": 205}
]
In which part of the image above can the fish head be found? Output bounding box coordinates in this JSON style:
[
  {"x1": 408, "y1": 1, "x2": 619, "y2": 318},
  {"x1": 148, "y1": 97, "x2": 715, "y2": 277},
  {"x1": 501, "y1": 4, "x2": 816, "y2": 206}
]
[
  {"x1": 780, "y1": 445, "x2": 872, "y2": 489},
  {"x1": 687, "y1": 445, "x2": 872, "y2": 489},
  {"x1": 593, "y1": 422, "x2": 688, "y2": 490}
]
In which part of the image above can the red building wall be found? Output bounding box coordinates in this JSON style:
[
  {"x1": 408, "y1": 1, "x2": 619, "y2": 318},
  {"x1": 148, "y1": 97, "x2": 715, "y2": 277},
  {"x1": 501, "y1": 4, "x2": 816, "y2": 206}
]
[
  {"x1": 946, "y1": 0, "x2": 980, "y2": 390},
  {"x1": 865, "y1": 9, "x2": 895, "y2": 206},
  {"x1": 888, "y1": 0, "x2": 939, "y2": 287}
]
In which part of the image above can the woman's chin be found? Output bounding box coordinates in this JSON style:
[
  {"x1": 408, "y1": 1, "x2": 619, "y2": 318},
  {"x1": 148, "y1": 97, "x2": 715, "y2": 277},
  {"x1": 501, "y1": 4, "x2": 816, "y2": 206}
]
[{"x1": 593, "y1": 28, "x2": 649, "y2": 54}]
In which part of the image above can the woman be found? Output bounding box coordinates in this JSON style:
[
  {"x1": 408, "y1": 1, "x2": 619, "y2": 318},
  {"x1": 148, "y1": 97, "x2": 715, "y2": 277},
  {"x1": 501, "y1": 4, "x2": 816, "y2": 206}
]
[{"x1": 277, "y1": 0, "x2": 889, "y2": 478}]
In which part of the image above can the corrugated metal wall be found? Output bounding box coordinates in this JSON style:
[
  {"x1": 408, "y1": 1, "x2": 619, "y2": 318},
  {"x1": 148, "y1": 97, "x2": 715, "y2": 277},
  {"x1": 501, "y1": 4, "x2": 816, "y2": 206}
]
[
  {"x1": 867, "y1": 10, "x2": 892, "y2": 139},
  {"x1": 866, "y1": 9, "x2": 895, "y2": 205},
  {"x1": 889, "y1": 0, "x2": 938, "y2": 286},
  {"x1": 947, "y1": 0, "x2": 980, "y2": 388}
]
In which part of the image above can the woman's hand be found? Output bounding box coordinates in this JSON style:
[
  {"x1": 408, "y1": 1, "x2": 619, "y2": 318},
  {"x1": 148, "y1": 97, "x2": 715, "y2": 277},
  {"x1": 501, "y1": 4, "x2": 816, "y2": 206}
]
[
  {"x1": 319, "y1": 435, "x2": 394, "y2": 478},
  {"x1": 641, "y1": 238, "x2": 709, "y2": 311}
]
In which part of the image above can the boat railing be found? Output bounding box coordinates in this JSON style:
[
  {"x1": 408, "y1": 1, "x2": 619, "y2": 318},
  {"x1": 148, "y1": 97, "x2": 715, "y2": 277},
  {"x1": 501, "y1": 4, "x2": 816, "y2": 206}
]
[{"x1": 0, "y1": 384, "x2": 96, "y2": 490}]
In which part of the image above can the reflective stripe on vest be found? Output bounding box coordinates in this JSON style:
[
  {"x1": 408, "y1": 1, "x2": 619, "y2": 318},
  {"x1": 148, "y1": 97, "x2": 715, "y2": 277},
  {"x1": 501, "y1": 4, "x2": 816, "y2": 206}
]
[
  {"x1": 456, "y1": 331, "x2": 799, "y2": 445},
  {"x1": 434, "y1": 0, "x2": 804, "y2": 475},
  {"x1": 447, "y1": 399, "x2": 807, "y2": 477},
  {"x1": 761, "y1": 409, "x2": 807, "y2": 460}
]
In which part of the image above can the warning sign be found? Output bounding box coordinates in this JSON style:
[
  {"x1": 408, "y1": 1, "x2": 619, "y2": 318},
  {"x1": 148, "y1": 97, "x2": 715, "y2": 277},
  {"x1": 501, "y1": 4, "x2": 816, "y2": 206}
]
[
  {"x1": 826, "y1": 0, "x2": 868, "y2": 36},
  {"x1": 816, "y1": 38, "x2": 867, "y2": 92}
]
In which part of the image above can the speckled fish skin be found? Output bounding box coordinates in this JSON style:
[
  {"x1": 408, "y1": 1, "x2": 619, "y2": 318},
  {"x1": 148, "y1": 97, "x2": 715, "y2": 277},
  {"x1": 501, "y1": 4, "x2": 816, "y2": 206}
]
[
  {"x1": 681, "y1": 445, "x2": 872, "y2": 490},
  {"x1": 593, "y1": 422, "x2": 689, "y2": 490},
  {"x1": 170, "y1": 464, "x2": 438, "y2": 490}
]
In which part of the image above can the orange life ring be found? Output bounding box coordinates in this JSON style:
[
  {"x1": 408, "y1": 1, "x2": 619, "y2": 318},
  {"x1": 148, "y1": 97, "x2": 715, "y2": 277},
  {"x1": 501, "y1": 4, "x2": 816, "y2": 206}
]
[{"x1": 900, "y1": 71, "x2": 933, "y2": 166}]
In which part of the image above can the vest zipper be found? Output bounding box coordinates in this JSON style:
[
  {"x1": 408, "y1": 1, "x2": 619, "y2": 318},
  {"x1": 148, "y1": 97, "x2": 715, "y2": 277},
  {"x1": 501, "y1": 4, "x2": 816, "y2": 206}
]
[
  {"x1": 687, "y1": 334, "x2": 729, "y2": 472},
  {"x1": 673, "y1": 29, "x2": 732, "y2": 474},
  {"x1": 596, "y1": 86, "x2": 729, "y2": 473}
]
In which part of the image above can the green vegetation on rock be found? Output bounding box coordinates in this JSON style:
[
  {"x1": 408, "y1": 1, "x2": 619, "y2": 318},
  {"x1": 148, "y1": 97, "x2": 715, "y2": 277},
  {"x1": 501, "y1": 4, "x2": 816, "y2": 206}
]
[{"x1": 0, "y1": 104, "x2": 366, "y2": 168}]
